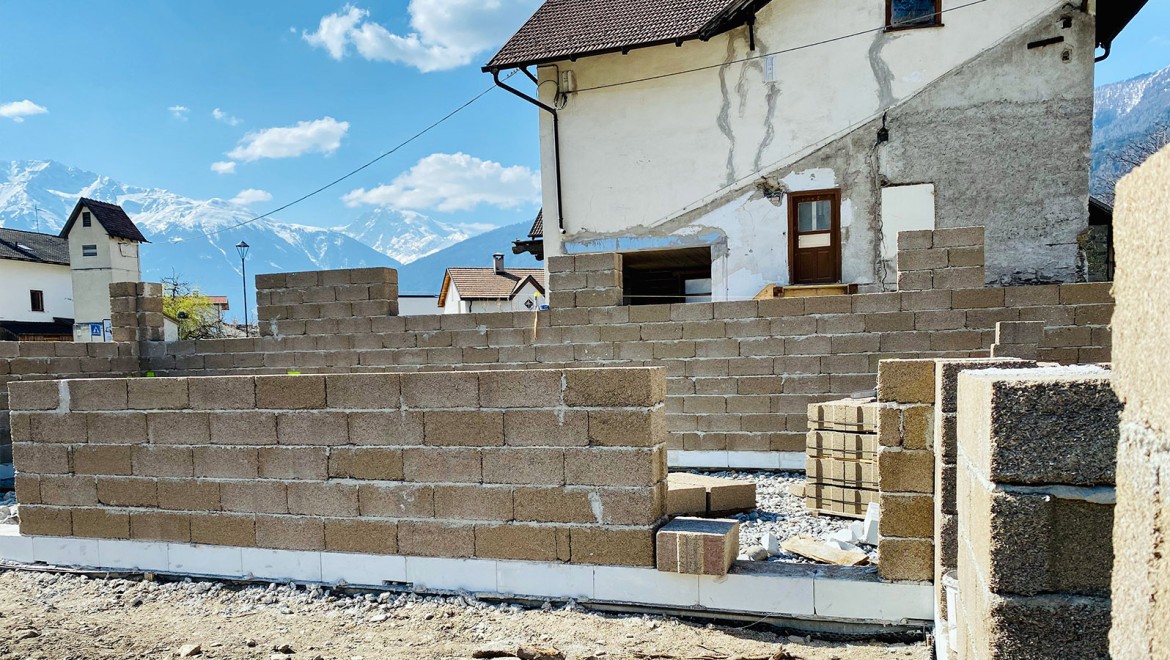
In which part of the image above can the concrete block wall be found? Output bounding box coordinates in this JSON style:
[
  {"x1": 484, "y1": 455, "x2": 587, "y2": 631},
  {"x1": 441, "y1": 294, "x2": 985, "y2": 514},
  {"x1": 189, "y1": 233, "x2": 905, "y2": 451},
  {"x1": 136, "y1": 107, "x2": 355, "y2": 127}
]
[
  {"x1": 546, "y1": 253, "x2": 623, "y2": 308},
  {"x1": 930, "y1": 357, "x2": 1035, "y2": 621},
  {"x1": 873, "y1": 360, "x2": 936, "y2": 582},
  {"x1": 896, "y1": 227, "x2": 986, "y2": 291},
  {"x1": 954, "y1": 368, "x2": 1119, "y2": 659},
  {"x1": 0, "y1": 342, "x2": 141, "y2": 480},
  {"x1": 989, "y1": 321, "x2": 1043, "y2": 360},
  {"x1": 110, "y1": 282, "x2": 165, "y2": 343},
  {"x1": 9, "y1": 367, "x2": 668, "y2": 567},
  {"x1": 255, "y1": 268, "x2": 399, "y2": 338},
  {"x1": 1108, "y1": 142, "x2": 1170, "y2": 659},
  {"x1": 140, "y1": 280, "x2": 1114, "y2": 457}
]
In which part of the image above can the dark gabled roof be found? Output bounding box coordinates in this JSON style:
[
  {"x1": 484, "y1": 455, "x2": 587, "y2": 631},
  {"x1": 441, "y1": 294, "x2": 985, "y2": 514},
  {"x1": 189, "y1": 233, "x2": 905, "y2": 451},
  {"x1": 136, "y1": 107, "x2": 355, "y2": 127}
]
[
  {"x1": 59, "y1": 198, "x2": 149, "y2": 243},
  {"x1": 529, "y1": 209, "x2": 544, "y2": 239},
  {"x1": 484, "y1": 0, "x2": 769, "y2": 71},
  {"x1": 1098, "y1": 1, "x2": 1148, "y2": 51},
  {"x1": 0, "y1": 227, "x2": 70, "y2": 266}
]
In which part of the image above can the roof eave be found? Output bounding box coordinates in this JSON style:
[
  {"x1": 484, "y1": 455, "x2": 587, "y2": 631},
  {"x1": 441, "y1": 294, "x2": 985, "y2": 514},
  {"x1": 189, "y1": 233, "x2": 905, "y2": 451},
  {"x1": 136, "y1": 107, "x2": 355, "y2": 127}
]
[{"x1": 483, "y1": 36, "x2": 702, "y2": 73}]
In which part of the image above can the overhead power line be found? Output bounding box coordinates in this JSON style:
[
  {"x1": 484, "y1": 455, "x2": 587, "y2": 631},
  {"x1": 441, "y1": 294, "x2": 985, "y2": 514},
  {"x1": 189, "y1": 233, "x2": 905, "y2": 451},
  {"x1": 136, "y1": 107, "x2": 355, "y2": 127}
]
[{"x1": 176, "y1": 71, "x2": 518, "y2": 243}]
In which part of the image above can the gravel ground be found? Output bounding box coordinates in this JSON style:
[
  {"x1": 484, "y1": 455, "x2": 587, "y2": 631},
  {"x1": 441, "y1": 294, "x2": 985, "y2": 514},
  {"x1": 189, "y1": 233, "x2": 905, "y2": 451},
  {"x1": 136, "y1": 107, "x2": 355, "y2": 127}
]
[
  {"x1": 0, "y1": 569, "x2": 929, "y2": 659},
  {"x1": 683, "y1": 471, "x2": 879, "y2": 566},
  {"x1": 0, "y1": 491, "x2": 16, "y2": 526}
]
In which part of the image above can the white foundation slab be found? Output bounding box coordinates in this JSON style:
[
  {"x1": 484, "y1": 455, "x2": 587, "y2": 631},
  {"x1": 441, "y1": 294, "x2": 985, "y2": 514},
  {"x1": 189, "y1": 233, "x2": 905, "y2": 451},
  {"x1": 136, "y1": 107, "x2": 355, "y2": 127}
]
[
  {"x1": 168, "y1": 543, "x2": 242, "y2": 577},
  {"x1": 98, "y1": 539, "x2": 168, "y2": 571},
  {"x1": 0, "y1": 525, "x2": 33, "y2": 563},
  {"x1": 321, "y1": 552, "x2": 407, "y2": 586},
  {"x1": 31, "y1": 536, "x2": 98, "y2": 568},
  {"x1": 814, "y1": 573, "x2": 933, "y2": 621},
  {"x1": 406, "y1": 557, "x2": 498, "y2": 593},
  {"x1": 241, "y1": 548, "x2": 322, "y2": 583},
  {"x1": 699, "y1": 571, "x2": 815, "y2": 616},
  {"x1": 593, "y1": 565, "x2": 699, "y2": 607},
  {"x1": 0, "y1": 531, "x2": 930, "y2": 626},
  {"x1": 497, "y1": 560, "x2": 594, "y2": 599},
  {"x1": 669, "y1": 450, "x2": 806, "y2": 471}
]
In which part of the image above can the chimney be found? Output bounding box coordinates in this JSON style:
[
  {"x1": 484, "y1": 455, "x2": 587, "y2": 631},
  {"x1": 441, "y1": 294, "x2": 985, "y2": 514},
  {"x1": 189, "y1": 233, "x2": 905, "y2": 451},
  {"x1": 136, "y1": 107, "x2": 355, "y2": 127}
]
[{"x1": 493, "y1": 253, "x2": 505, "y2": 274}]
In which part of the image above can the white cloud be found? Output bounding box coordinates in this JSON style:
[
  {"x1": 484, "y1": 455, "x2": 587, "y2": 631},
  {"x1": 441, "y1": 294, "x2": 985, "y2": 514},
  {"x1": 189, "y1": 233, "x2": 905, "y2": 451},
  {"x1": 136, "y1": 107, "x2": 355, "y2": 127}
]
[
  {"x1": 0, "y1": 100, "x2": 48, "y2": 123},
  {"x1": 303, "y1": 1, "x2": 539, "y2": 72},
  {"x1": 343, "y1": 152, "x2": 540, "y2": 213},
  {"x1": 211, "y1": 161, "x2": 238, "y2": 175},
  {"x1": 230, "y1": 189, "x2": 273, "y2": 206},
  {"x1": 226, "y1": 117, "x2": 349, "y2": 162},
  {"x1": 169, "y1": 105, "x2": 190, "y2": 121},
  {"x1": 212, "y1": 108, "x2": 242, "y2": 126}
]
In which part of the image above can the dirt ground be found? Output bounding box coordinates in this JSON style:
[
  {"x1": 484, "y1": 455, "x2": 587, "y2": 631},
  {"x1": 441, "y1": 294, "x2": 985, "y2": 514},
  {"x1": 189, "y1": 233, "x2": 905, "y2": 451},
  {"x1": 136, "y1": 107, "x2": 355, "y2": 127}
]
[{"x1": 0, "y1": 567, "x2": 929, "y2": 660}]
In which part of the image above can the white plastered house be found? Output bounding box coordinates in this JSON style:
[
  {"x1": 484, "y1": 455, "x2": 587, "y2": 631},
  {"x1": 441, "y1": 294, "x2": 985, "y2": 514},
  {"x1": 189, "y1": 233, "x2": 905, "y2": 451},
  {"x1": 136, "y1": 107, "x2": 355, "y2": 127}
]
[{"x1": 488, "y1": 0, "x2": 1147, "y2": 301}]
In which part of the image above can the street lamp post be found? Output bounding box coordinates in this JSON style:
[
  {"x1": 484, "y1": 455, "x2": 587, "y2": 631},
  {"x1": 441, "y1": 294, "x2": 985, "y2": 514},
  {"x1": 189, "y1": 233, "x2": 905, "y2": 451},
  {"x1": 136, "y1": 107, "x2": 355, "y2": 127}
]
[{"x1": 236, "y1": 241, "x2": 250, "y2": 337}]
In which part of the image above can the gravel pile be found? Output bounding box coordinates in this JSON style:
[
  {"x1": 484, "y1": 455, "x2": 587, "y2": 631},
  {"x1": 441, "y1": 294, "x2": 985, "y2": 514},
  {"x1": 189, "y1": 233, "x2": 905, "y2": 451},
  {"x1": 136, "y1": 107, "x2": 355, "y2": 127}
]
[
  {"x1": 1, "y1": 490, "x2": 16, "y2": 525},
  {"x1": 685, "y1": 470, "x2": 880, "y2": 565}
]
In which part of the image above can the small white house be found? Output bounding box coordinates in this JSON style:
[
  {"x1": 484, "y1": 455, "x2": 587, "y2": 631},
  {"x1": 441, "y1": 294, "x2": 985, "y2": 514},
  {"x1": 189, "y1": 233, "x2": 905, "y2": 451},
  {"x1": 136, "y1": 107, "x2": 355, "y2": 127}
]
[
  {"x1": 0, "y1": 228, "x2": 74, "y2": 340},
  {"x1": 438, "y1": 254, "x2": 546, "y2": 314},
  {"x1": 59, "y1": 198, "x2": 148, "y2": 342}
]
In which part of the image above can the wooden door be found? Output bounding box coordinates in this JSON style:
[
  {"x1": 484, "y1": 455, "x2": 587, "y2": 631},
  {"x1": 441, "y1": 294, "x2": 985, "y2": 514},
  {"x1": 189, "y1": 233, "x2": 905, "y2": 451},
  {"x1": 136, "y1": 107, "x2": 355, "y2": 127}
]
[{"x1": 788, "y1": 189, "x2": 841, "y2": 285}]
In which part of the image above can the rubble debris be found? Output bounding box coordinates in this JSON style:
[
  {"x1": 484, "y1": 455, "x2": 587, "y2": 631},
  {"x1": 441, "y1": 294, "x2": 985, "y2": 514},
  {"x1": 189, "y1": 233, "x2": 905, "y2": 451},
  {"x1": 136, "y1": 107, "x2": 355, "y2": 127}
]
[
  {"x1": 746, "y1": 546, "x2": 771, "y2": 562},
  {"x1": 516, "y1": 645, "x2": 565, "y2": 660},
  {"x1": 177, "y1": 643, "x2": 202, "y2": 657}
]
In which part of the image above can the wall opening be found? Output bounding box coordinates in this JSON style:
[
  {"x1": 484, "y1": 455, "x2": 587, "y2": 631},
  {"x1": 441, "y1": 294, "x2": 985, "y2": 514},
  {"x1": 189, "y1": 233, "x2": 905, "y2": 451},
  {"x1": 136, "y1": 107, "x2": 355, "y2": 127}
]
[{"x1": 622, "y1": 247, "x2": 712, "y2": 306}]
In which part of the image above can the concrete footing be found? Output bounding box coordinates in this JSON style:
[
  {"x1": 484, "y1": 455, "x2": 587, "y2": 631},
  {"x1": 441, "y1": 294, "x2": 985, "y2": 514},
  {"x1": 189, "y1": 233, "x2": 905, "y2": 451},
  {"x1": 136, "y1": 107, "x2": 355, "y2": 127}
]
[{"x1": 0, "y1": 525, "x2": 931, "y2": 629}]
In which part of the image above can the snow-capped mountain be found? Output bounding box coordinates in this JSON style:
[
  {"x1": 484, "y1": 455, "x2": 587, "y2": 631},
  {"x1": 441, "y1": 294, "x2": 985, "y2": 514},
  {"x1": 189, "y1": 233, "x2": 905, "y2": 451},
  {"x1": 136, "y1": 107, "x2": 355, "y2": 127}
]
[
  {"x1": 1092, "y1": 65, "x2": 1170, "y2": 201},
  {"x1": 340, "y1": 207, "x2": 471, "y2": 265},
  {"x1": 0, "y1": 160, "x2": 400, "y2": 317},
  {"x1": 0, "y1": 159, "x2": 540, "y2": 313}
]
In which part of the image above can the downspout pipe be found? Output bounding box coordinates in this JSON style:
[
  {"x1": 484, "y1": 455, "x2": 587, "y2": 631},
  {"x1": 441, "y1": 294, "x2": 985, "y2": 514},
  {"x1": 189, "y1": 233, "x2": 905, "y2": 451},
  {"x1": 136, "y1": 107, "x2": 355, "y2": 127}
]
[{"x1": 492, "y1": 67, "x2": 565, "y2": 232}]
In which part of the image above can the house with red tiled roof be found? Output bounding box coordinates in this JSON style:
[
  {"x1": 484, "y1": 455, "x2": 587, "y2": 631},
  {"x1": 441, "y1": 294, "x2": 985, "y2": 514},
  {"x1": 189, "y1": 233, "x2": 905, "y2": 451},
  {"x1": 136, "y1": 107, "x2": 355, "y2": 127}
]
[
  {"x1": 486, "y1": 0, "x2": 1146, "y2": 301},
  {"x1": 438, "y1": 254, "x2": 546, "y2": 314}
]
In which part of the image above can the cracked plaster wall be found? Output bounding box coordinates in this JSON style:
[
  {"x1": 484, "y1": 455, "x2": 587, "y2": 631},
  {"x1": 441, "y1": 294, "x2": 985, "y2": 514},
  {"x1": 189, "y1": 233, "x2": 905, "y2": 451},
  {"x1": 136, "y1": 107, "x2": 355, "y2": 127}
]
[{"x1": 535, "y1": 0, "x2": 1094, "y2": 298}]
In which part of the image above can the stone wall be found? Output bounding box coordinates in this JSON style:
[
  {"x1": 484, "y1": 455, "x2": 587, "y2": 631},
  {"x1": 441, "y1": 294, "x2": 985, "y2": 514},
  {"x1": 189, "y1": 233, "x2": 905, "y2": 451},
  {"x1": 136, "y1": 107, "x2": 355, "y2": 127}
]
[
  {"x1": 256, "y1": 268, "x2": 399, "y2": 338},
  {"x1": 10, "y1": 367, "x2": 667, "y2": 567},
  {"x1": 954, "y1": 367, "x2": 1119, "y2": 659},
  {"x1": 1109, "y1": 143, "x2": 1170, "y2": 658}
]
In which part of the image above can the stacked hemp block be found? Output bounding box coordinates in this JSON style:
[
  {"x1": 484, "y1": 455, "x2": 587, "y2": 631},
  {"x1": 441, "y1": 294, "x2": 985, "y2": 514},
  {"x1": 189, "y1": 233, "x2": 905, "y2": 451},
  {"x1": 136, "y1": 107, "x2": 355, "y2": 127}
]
[
  {"x1": 666, "y1": 473, "x2": 755, "y2": 516},
  {"x1": 656, "y1": 517, "x2": 739, "y2": 576},
  {"x1": 11, "y1": 366, "x2": 668, "y2": 568},
  {"x1": 804, "y1": 398, "x2": 879, "y2": 518}
]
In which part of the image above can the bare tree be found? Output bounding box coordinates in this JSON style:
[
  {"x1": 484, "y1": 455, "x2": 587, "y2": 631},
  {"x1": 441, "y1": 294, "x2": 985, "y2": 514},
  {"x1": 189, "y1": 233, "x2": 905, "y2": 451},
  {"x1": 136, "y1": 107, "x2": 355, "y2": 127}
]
[{"x1": 1100, "y1": 121, "x2": 1170, "y2": 203}]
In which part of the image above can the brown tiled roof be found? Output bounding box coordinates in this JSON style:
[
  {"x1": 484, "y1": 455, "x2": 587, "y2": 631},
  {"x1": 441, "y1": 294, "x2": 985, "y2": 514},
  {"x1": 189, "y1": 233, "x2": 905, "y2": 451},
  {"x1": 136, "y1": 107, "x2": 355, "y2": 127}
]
[
  {"x1": 529, "y1": 210, "x2": 543, "y2": 239},
  {"x1": 440, "y1": 268, "x2": 546, "y2": 306},
  {"x1": 485, "y1": 0, "x2": 767, "y2": 70},
  {"x1": 60, "y1": 198, "x2": 149, "y2": 243}
]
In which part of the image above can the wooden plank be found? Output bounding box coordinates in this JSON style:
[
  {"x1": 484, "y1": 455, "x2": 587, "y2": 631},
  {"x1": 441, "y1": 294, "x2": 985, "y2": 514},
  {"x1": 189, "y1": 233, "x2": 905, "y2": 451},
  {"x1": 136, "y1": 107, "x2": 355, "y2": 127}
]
[{"x1": 780, "y1": 535, "x2": 869, "y2": 566}]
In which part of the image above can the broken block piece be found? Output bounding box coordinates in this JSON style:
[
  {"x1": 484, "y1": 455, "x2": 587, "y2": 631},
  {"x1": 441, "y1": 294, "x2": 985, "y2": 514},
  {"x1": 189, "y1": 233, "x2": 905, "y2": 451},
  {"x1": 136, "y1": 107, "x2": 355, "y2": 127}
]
[
  {"x1": 665, "y1": 477, "x2": 707, "y2": 516},
  {"x1": 667, "y1": 472, "x2": 756, "y2": 515},
  {"x1": 656, "y1": 517, "x2": 739, "y2": 576}
]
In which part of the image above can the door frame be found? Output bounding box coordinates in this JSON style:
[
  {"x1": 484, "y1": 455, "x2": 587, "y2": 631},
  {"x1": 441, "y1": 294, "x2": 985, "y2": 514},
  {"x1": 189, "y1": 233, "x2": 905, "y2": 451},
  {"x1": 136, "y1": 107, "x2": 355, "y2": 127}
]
[{"x1": 787, "y1": 188, "x2": 842, "y2": 285}]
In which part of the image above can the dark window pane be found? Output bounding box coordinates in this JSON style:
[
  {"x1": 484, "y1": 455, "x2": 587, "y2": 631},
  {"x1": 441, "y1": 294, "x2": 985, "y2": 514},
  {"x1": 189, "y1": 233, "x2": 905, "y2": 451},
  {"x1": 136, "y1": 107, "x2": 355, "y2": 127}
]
[{"x1": 891, "y1": 0, "x2": 937, "y2": 27}]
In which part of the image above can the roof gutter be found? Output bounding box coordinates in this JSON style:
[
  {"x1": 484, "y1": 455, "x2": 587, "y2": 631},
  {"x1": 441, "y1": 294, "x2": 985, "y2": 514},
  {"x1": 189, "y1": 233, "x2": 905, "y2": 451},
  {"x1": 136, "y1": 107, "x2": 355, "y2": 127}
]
[{"x1": 492, "y1": 67, "x2": 565, "y2": 233}]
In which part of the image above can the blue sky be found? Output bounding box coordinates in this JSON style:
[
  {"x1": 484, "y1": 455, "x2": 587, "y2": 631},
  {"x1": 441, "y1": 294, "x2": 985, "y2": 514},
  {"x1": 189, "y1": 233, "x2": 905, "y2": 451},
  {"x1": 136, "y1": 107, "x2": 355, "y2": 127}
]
[{"x1": 1, "y1": 0, "x2": 1168, "y2": 231}]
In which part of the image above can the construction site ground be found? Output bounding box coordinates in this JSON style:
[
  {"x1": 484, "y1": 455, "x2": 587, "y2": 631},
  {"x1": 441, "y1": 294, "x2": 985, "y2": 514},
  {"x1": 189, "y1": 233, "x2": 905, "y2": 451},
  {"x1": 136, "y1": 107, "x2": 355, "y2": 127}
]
[{"x1": 0, "y1": 568, "x2": 929, "y2": 660}]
